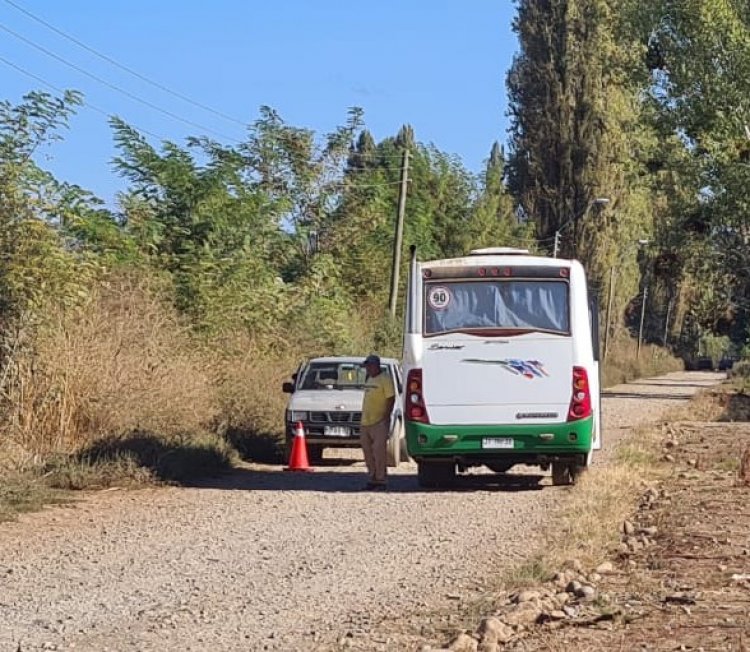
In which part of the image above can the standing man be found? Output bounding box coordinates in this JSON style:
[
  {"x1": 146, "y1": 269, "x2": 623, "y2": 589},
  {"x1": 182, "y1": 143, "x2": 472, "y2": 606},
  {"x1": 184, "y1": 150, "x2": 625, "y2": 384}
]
[{"x1": 360, "y1": 354, "x2": 395, "y2": 490}]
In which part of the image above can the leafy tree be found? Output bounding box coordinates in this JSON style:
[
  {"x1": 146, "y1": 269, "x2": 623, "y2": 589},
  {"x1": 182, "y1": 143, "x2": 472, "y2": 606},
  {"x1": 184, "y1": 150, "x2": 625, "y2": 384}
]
[
  {"x1": 0, "y1": 91, "x2": 99, "y2": 321},
  {"x1": 111, "y1": 117, "x2": 288, "y2": 334},
  {"x1": 637, "y1": 0, "x2": 750, "y2": 351},
  {"x1": 466, "y1": 142, "x2": 534, "y2": 251},
  {"x1": 507, "y1": 0, "x2": 654, "y2": 296}
]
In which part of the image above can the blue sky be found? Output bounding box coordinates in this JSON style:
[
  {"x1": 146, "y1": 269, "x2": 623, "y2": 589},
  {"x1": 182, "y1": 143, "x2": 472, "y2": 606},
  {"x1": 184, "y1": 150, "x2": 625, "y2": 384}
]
[{"x1": 1, "y1": 1, "x2": 518, "y2": 207}]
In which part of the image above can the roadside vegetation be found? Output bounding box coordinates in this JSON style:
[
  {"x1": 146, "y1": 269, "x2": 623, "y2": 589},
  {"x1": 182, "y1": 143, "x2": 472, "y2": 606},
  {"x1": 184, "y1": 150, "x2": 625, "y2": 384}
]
[{"x1": 4, "y1": 0, "x2": 750, "y2": 520}]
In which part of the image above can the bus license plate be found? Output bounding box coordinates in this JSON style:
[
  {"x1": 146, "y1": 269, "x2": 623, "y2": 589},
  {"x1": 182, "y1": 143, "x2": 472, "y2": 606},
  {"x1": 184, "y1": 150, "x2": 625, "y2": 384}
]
[
  {"x1": 482, "y1": 437, "x2": 514, "y2": 449},
  {"x1": 325, "y1": 426, "x2": 351, "y2": 437}
]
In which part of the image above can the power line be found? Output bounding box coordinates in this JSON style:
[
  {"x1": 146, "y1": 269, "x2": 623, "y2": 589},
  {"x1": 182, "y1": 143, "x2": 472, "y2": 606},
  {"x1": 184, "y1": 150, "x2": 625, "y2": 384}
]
[
  {"x1": 1, "y1": 0, "x2": 248, "y2": 129},
  {"x1": 0, "y1": 53, "x2": 167, "y2": 141},
  {"x1": 0, "y1": 60, "x2": 432, "y2": 193},
  {"x1": 0, "y1": 22, "x2": 242, "y2": 143}
]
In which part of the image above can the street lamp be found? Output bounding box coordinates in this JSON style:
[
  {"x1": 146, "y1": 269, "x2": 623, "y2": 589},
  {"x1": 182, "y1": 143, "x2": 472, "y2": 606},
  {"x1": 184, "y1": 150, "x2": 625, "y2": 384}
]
[{"x1": 553, "y1": 197, "x2": 610, "y2": 258}]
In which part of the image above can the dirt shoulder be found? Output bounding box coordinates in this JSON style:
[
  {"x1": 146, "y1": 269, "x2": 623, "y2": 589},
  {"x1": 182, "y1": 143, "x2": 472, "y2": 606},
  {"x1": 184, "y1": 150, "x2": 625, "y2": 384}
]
[{"x1": 433, "y1": 384, "x2": 749, "y2": 652}]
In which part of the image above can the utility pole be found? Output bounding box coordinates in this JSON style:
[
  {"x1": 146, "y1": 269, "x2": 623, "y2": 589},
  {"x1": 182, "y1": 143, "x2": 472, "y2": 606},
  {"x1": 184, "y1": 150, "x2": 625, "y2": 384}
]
[
  {"x1": 663, "y1": 297, "x2": 673, "y2": 347},
  {"x1": 388, "y1": 148, "x2": 410, "y2": 318},
  {"x1": 603, "y1": 266, "x2": 616, "y2": 361},
  {"x1": 637, "y1": 284, "x2": 648, "y2": 359}
]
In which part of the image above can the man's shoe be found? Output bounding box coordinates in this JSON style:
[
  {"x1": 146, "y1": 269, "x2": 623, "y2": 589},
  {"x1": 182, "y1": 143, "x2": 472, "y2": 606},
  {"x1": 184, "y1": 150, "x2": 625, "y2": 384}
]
[{"x1": 368, "y1": 482, "x2": 387, "y2": 491}]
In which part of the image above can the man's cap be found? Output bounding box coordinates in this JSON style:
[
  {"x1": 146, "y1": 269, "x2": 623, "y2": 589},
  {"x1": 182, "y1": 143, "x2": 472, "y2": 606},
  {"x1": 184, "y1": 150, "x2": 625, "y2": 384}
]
[{"x1": 363, "y1": 354, "x2": 381, "y2": 366}]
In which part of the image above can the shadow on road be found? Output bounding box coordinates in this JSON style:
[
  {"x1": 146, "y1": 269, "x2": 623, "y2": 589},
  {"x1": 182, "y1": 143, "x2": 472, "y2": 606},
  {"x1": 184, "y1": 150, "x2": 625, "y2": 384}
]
[
  {"x1": 603, "y1": 375, "x2": 723, "y2": 401},
  {"x1": 629, "y1": 381, "x2": 719, "y2": 389},
  {"x1": 186, "y1": 467, "x2": 547, "y2": 494},
  {"x1": 603, "y1": 391, "x2": 692, "y2": 401}
]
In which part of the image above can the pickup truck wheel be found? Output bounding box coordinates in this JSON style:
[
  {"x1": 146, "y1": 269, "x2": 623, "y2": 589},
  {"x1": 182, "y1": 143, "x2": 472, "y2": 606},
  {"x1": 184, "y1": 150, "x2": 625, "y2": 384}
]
[
  {"x1": 307, "y1": 445, "x2": 324, "y2": 465},
  {"x1": 417, "y1": 460, "x2": 455, "y2": 488},
  {"x1": 284, "y1": 436, "x2": 293, "y2": 463},
  {"x1": 386, "y1": 433, "x2": 401, "y2": 467}
]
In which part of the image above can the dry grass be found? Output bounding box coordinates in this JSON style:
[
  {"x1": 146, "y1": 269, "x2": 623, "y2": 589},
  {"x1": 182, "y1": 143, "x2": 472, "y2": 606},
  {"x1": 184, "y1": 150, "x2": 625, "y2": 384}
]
[
  {"x1": 546, "y1": 461, "x2": 658, "y2": 570},
  {"x1": 543, "y1": 388, "x2": 729, "y2": 571},
  {"x1": 209, "y1": 333, "x2": 300, "y2": 462},
  {"x1": 0, "y1": 274, "x2": 220, "y2": 464},
  {"x1": 502, "y1": 556, "x2": 554, "y2": 590},
  {"x1": 45, "y1": 431, "x2": 236, "y2": 488},
  {"x1": 603, "y1": 336, "x2": 684, "y2": 388},
  {"x1": 0, "y1": 273, "x2": 238, "y2": 513},
  {"x1": 212, "y1": 334, "x2": 298, "y2": 437},
  {"x1": 667, "y1": 387, "x2": 728, "y2": 423},
  {"x1": 729, "y1": 359, "x2": 750, "y2": 393},
  {"x1": 0, "y1": 471, "x2": 68, "y2": 523},
  {"x1": 515, "y1": 389, "x2": 750, "y2": 650},
  {"x1": 43, "y1": 452, "x2": 154, "y2": 491}
]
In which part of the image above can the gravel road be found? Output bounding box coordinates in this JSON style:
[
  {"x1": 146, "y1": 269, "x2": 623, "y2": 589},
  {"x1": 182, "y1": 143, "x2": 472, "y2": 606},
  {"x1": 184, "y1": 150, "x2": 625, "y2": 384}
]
[{"x1": 0, "y1": 371, "x2": 723, "y2": 652}]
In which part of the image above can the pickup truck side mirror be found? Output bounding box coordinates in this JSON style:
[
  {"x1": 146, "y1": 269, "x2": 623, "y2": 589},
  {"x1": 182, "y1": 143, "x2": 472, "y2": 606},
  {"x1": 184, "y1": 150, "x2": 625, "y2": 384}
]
[{"x1": 282, "y1": 382, "x2": 295, "y2": 394}]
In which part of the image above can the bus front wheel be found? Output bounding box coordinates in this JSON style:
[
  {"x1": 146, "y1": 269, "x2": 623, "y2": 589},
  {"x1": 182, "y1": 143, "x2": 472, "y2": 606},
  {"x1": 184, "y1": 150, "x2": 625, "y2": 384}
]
[{"x1": 417, "y1": 460, "x2": 456, "y2": 488}]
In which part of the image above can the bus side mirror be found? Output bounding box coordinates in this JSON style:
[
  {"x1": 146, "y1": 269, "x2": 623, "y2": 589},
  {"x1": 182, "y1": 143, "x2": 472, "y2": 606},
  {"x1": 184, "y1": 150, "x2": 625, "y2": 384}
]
[{"x1": 282, "y1": 382, "x2": 295, "y2": 394}]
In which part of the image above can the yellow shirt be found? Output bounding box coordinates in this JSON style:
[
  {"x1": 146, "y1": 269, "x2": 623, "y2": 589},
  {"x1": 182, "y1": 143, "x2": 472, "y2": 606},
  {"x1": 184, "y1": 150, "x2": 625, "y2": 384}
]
[{"x1": 361, "y1": 372, "x2": 395, "y2": 426}]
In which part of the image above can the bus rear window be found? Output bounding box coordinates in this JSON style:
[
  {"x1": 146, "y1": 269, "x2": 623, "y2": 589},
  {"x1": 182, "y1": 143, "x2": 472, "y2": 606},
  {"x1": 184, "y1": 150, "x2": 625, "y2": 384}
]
[{"x1": 424, "y1": 280, "x2": 569, "y2": 335}]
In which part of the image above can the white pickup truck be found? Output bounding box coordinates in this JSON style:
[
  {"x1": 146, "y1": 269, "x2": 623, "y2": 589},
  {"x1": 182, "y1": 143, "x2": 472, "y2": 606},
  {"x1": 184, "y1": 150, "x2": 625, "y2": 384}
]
[{"x1": 282, "y1": 356, "x2": 407, "y2": 466}]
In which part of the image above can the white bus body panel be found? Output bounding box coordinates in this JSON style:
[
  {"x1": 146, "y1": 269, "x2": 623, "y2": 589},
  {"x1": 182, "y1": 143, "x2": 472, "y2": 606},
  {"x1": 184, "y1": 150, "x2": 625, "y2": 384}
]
[
  {"x1": 422, "y1": 333, "x2": 573, "y2": 425},
  {"x1": 404, "y1": 253, "x2": 601, "y2": 446}
]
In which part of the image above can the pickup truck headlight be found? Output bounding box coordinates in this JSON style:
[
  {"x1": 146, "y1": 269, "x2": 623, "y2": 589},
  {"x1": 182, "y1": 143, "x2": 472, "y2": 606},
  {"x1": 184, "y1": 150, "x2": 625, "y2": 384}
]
[{"x1": 287, "y1": 410, "x2": 309, "y2": 422}]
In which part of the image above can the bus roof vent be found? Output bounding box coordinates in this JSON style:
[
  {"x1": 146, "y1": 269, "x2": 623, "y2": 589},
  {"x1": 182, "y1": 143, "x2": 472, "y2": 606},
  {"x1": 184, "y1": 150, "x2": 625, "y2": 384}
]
[{"x1": 469, "y1": 247, "x2": 530, "y2": 256}]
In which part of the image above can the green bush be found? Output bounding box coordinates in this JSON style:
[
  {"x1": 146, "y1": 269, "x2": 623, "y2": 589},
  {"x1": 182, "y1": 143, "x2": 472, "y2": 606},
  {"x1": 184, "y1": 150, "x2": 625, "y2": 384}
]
[{"x1": 699, "y1": 333, "x2": 731, "y2": 366}]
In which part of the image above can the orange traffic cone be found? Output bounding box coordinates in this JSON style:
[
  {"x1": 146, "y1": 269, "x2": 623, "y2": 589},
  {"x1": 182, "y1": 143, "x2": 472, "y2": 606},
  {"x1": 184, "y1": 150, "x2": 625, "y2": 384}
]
[{"x1": 284, "y1": 421, "x2": 313, "y2": 472}]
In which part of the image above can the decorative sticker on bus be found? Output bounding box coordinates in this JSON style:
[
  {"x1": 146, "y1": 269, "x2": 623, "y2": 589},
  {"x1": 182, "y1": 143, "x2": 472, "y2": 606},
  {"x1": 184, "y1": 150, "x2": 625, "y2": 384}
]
[
  {"x1": 427, "y1": 286, "x2": 451, "y2": 310},
  {"x1": 462, "y1": 358, "x2": 549, "y2": 379}
]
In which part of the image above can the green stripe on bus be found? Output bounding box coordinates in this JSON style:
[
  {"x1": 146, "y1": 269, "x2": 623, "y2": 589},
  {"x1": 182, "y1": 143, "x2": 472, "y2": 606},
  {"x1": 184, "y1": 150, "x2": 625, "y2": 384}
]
[{"x1": 405, "y1": 417, "x2": 594, "y2": 456}]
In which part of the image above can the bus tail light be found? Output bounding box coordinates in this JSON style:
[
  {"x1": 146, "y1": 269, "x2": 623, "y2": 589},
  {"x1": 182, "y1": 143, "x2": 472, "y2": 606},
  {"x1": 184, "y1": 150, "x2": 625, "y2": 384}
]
[
  {"x1": 567, "y1": 366, "x2": 592, "y2": 421},
  {"x1": 406, "y1": 369, "x2": 430, "y2": 424}
]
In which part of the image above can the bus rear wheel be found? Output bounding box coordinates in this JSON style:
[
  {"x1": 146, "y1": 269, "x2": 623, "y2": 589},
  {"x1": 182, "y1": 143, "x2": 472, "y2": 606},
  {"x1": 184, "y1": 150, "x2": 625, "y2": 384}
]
[
  {"x1": 417, "y1": 460, "x2": 456, "y2": 488},
  {"x1": 551, "y1": 462, "x2": 574, "y2": 486}
]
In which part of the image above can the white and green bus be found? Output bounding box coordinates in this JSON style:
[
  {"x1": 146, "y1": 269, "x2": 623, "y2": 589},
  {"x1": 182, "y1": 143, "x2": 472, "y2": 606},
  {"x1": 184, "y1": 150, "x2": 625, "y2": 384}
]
[{"x1": 403, "y1": 247, "x2": 601, "y2": 488}]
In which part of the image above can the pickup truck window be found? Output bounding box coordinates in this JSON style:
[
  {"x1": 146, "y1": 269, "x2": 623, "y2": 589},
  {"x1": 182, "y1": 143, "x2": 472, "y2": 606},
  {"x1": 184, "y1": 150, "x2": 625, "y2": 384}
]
[{"x1": 299, "y1": 362, "x2": 389, "y2": 391}]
